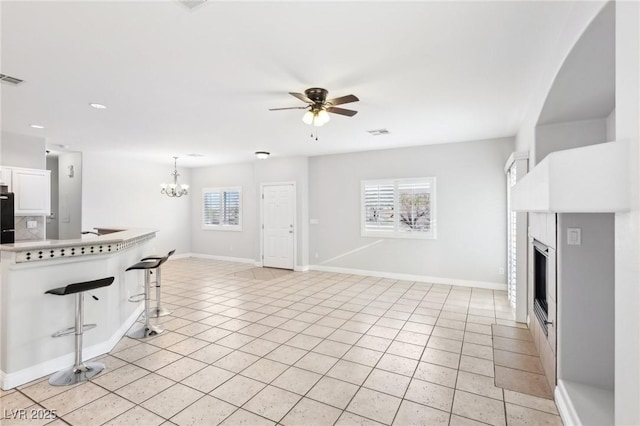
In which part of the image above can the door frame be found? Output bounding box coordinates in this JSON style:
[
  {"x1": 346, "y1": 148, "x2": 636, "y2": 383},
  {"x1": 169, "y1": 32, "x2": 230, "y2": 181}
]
[{"x1": 259, "y1": 181, "x2": 297, "y2": 269}]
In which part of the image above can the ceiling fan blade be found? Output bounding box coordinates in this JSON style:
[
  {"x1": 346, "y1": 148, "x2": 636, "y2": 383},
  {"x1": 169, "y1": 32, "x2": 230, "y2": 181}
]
[
  {"x1": 289, "y1": 92, "x2": 314, "y2": 104},
  {"x1": 327, "y1": 106, "x2": 358, "y2": 117},
  {"x1": 268, "y1": 106, "x2": 308, "y2": 111},
  {"x1": 326, "y1": 94, "x2": 359, "y2": 106}
]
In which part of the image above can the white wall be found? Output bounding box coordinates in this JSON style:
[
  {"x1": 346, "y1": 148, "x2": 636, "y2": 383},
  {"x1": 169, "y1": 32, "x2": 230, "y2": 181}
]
[
  {"x1": 605, "y1": 108, "x2": 616, "y2": 142},
  {"x1": 45, "y1": 156, "x2": 59, "y2": 239},
  {"x1": 614, "y1": 1, "x2": 640, "y2": 423},
  {"x1": 308, "y1": 137, "x2": 513, "y2": 287},
  {"x1": 82, "y1": 152, "x2": 191, "y2": 255},
  {"x1": 535, "y1": 118, "x2": 607, "y2": 164},
  {"x1": 0, "y1": 132, "x2": 45, "y2": 169},
  {"x1": 189, "y1": 156, "x2": 309, "y2": 268}
]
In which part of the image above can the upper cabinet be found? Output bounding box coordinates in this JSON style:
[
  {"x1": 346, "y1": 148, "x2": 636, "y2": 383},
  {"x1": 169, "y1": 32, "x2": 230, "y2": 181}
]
[{"x1": 0, "y1": 166, "x2": 51, "y2": 216}]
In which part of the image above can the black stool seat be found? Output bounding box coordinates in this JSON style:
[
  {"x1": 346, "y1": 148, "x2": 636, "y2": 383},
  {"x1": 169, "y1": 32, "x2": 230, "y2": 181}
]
[
  {"x1": 142, "y1": 249, "x2": 176, "y2": 261},
  {"x1": 46, "y1": 277, "x2": 115, "y2": 296},
  {"x1": 126, "y1": 259, "x2": 162, "y2": 271}
]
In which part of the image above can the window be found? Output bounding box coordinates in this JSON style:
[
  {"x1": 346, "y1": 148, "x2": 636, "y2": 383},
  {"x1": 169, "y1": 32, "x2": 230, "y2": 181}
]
[
  {"x1": 202, "y1": 187, "x2": 242, "y2": 231},
  {"x1": 361, "y1": 177, "x2": 436, "y2": 239}
]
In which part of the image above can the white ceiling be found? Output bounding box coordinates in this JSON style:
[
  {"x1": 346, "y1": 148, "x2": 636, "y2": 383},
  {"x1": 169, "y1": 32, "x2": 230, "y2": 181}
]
[{"x1": 1, "y1": 1, "x2": 587, "y2": 167}]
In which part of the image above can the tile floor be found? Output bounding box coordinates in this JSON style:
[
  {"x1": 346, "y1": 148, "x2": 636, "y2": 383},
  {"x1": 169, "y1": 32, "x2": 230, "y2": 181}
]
[{"x1": 0, "y1": 258, "x2": 563, "y2": 426}]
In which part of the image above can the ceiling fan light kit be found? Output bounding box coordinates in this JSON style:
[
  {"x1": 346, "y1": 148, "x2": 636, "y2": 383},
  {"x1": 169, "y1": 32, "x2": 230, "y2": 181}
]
[{"x1": 270, "y1": 87, "x2": 359, "y2": 129}]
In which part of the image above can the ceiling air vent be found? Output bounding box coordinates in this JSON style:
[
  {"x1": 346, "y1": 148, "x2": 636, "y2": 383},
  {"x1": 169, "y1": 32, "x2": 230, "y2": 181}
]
[
  {"x1": 0, "y1": 74, "x2": 24, "y2": 85},
  {"x1": 367, "y1": 129, "x2": 390, "y2": 136}
]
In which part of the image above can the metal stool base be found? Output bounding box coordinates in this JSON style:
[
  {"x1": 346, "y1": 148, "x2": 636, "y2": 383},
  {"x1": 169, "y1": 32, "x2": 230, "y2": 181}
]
[
  {"x1": 146, "y1": 306, "x2": 172, "y2": 318},
  {"x1": 127, "y1": 323, "x2": 164, "y2": 339},
  {"x1": 49, "y1": 361, "x2": 105, "y2": 386}
]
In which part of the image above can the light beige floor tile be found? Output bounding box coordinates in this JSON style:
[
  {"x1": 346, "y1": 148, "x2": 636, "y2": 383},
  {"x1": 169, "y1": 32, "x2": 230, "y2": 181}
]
[
  {"x1": 327, "y1": 329, "x2": 363, "y2": 345},
  {"x1": 492, "y1": 337, "x2": 537, "y2": 356},
  {"x1": 241, "y1": 358, "x2": 288, "y2": 383},
  {"x1": 377, "y1": 353, "x2": 418, "y2": 376},
  {"x1": 494, "y1": 349, "x2": 544, "y2": 375},
  {"x1": 213, "y1": 351, "x2": 260, "y2": 373},
  {"x1": 285, "y1": 333, "x2": 323, "y2": 350},
  {"x1": 452, "y1": 390, "x2": 506, "y2": 426},
  {"x1": 335, "y1": 411, "x2": 385, "y2": 426},
  {"x1": 347, "y1": 387, "x2": 402, "y2": 425},
  {"x1": 281, "y1": 397, "x2": 342, "y2": 426},
  {"x1": 302, "y1": 324, "x2": 336, "y2": 339},
  {"x1": 19, "y1": 378, "x2": 81, "y2": 403},
  {"x1": 219, "y1": 408, "x2": 276, "y2": 426},
  {"x1": 238, "y1": 323, "x2": 273, "y2": 337},
  {"x1": 140, "y1": 383, "x2": 204, "y2": 419},
  {"x1": 342, "y1": 346, "x2": 384, "y2": 367},
  {"x1": 210, "y1": 375, "x2": 265, "y2": 406},
  {"x1": 465, "y1": 323, "x2": 493, "y2": 336},
  {"x1": 449, "y1": 414, "x2": 491, "y2": 426},
  {"x1": 421, "y1": 348, "x2": 461, "y2": 369},
  {"x1": 428, "y1": 336, "x2": 464, "y2": 354},
  {"x1": 386, "y1": 341, "x2": 424, "y2": 360},
  {"x1": 504, "y1": 390, "x2": 558, "y2": 415},
  {"x1": 393, "y1": 399, "x2": 450, "y2": 425},
  {"x1": 0, "y1": 392, "x2": 36, "y2": 411},
  {"x1": 170, "y1": 395, "x2": 236, "y2": 426},
  {"x1": 156, "y1": 357, "x2": 207, "y2": 382},
  {"x1": 94, "y1": 354, "x2": 131, "y2": 372},
  {"x1": 405, "y1": 378, "x2": 454, "y2": 412},
  {"x1": 356, "y1": 335, "x2": 392, "y2": 352},
  {"x1": 243, "y1": 385, "x2": 301, "y2": 422},
  {"x1": 312, "y1": 340, "x2": 351, "y2": 358},
  {"x1": 272, "y1": 366, "x2": 322, "y2": 395},
  {"x1": 395, "y1": 330, "x2": 429, "y2": 346},
  {"x1": 103, "y1": 406, "x2": 164, "y2": 426},
  {"x1": 492, "y1": 325, "x2": 533, "y2": 341},
  {"x1": 63, "y1": 393, "x2": 134, "y2": 425},
  {"x1": 462, "y1": 342, "x2": 494, "y2": 361},
  {"x1": 216, "y1": 332, "x2": 256, "y2": 349},
  {"x1": 413, "y1": 361, "x2": 458, "y2": 388},
  {"x1": 147, "y1": 331, "x2": 190, "y2": 349},
  {"x1": 181, "y1": 365, "x2": 234, "y2": 393},
  {"x1": 262, "y1": 328, "x2": 297, "y2": 344},
  {"x1": 294, "y1": 352, "x2": 339, "y2": 375},
  {"x1": 326, "y1": 360, "x2": 372, "y2": 386},
  {"x1": 464, "y1": 331, "x2": 493, "y2": 347},
  {"x1": 133, "y1": 349, "x2": 183, "y2": 371},
  {"x1": 459, "y1": 355, "x2": 495, "y2": 378},
  {"x1": 431, "y1": 326, "x2": 465, "y2": 341},
  {"x1": 363, "y1": 368, "x2": 411, "y2": 397},
  {"x1": 265, "y1": 345, "x2": 307, "y2": 365},
  {"x1": 505, "y1": 403, "x2": 563, "y2": 426},
  {"x1": 111, "y1": 342, "x2": 161, "y2": 363},
  {"x1": 165, "y1": 337, "x2": 210, "y2": 356},
  {"x1": 41, "y1": 382, "x2": 109, "y2": 416},
  {"x1": 456, "y1": 371, "x2": 503, "y2": 400},
  {"x1": 239, "y1": 338, "x2": 280, "y2": 357},
  {"x1": 188, "y1": 343, "x2": 233, "y2": 364},
  {"x1": 91, "y1": 363, "x2": 149, "y2": 391},
  {"x1": 114, "y1": 373, "x2": 175, "y2": 404},
  {"x1": 307, "y1": 376, "x2": 359, "y2": 409},
  {"x1": 193, "y1": 327, "x2": 232, "y2": 343}
]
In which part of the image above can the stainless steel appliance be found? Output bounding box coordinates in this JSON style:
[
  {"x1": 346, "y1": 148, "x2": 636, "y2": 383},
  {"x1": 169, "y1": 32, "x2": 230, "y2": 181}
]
[{"x1": 1, "y1": 192, "x2": 15, "y2": 244}]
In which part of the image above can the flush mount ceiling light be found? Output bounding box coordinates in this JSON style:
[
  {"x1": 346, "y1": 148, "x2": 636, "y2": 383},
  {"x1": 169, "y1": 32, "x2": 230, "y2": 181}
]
[
  {"x1": 255, "y1": 151, "x2": 270, "y2": 160},
  {"x1": 30, "y1": 124, "x2": 44, "y2": 129},
  {"x1": 160, "y1": 157, "x2": 189, "y2": 198},
  {"x1": 89, "y1": 103, "x2": 107, "y2": 109}
]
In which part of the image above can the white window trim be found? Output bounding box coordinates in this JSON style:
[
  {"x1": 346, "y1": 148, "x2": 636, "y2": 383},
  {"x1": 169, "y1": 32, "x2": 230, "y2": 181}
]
[
  {"x1": 361, "y1": 177, "x2": 437, "y2": 239},
  {"x1": 202, "y1": 186, "x2": 243, "y2": 231}
]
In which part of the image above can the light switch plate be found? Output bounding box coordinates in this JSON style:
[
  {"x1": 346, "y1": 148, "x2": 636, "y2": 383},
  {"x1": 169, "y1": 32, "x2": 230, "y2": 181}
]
[
  {"x1": 27, "y1": 220, "x2": 37, "y2": 229},
  {"x1": 567, "y1": 228, "x2": 581, "y2": 245}
]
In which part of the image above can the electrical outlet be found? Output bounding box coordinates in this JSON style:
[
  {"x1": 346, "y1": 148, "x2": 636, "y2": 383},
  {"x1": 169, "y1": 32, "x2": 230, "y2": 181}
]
[
  {"x1": 567, "y1": 228, "x2": 581, "y2": 245},
  {"x1": 27, "y1": 220, "x2": 38, "y2": 229}
]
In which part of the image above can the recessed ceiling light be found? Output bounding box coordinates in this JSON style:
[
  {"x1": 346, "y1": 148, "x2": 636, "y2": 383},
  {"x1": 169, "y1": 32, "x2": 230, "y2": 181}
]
[
  {"x1": 89, "y1": 103, "x2": 107, "y2": 109},
  {"x1": 186, "y1": 153, "x2": 205, "y2": 157},
  {"x1": 30, "y1": 124, "x2": 44, "y2": 129},
  {"x1": 255, "y1": 151, "x2": 270, "y2": 160},
  {"x1": 367, "y1": 129, "x2": 390, "y2": 136}
]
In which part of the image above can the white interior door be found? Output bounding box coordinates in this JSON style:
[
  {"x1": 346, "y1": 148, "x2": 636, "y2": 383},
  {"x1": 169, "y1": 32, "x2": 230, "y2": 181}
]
[{"x1": 262, "y1": 184, "x2": 295, "y2": 269}]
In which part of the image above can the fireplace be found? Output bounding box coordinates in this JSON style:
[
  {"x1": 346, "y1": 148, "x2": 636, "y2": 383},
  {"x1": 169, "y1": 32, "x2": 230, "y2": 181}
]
[{"x1": 533, "y1": 240, "x2": 551, "y2": 336}]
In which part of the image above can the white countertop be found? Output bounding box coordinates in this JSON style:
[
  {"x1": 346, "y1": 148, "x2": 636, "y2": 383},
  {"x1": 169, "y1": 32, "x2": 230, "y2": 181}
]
[{"x1": 0, "y1": 228, "x2": 157, "y2": 252}]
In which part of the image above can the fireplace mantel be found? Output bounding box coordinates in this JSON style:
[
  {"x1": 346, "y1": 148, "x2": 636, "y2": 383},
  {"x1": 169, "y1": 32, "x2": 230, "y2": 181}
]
[{"x1": 511, "y1": 140, "x2": 629, "y2": 213}]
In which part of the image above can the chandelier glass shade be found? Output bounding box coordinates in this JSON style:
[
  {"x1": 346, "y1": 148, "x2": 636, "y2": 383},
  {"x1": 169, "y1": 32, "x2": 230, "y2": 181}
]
[
  {"x1": 160, "y1": 157, "x2": 189, "y2": 198},
  {"x1": 302, "y1": 107, "x2": 330, "y2": 127}
]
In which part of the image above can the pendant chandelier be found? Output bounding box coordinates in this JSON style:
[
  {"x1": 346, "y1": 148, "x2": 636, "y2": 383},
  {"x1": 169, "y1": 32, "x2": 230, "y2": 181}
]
[{"x1": 160, "y1": 157, "x2": 189, "y2": 198}]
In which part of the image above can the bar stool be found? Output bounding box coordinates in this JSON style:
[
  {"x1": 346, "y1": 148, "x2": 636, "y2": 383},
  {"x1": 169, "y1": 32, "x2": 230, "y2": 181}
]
[
  {"x1": 141, "y1": 249, "x2": 175, "y2": 318},
  {"x1": 44, "y1": 277, "x2": 115, "y2": 386},
  {"x1": 126, "y1": 258, "x2": 164, "y2": 338}
]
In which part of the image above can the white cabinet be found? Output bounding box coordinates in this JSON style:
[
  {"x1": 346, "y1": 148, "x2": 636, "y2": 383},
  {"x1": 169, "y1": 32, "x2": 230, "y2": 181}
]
[{"x1": 2, "y1": 167, "x2": 50, "y2": 216}]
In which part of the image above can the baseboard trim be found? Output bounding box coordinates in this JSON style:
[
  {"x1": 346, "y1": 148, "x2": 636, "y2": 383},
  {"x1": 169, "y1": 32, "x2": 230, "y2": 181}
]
[
  {"x1": 307, "y1": 265, "x2": 506, "y2": 290},
  {"x1": 0, "y1": 305, "x2": 143, "y2": 390},
  {"x1": 555, "y1": 380, "x2": 580, "y2": 426},
  {"x1": 294, "y1": 265, "x2": 310, "y2": 272},
  {"x1": 182, "y1": 253, "x2": 256, "y2": 264}
]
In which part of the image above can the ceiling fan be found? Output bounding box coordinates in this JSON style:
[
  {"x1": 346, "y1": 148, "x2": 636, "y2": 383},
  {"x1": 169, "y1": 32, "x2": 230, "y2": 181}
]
[{"x1": 269, "y1": 88, "x2": 359, "y2": 127}]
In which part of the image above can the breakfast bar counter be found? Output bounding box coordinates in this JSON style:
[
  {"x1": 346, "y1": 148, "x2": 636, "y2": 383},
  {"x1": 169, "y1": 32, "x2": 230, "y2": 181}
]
[{"x1": 0, "y1": 228, "x2": 158, "y2": 389}]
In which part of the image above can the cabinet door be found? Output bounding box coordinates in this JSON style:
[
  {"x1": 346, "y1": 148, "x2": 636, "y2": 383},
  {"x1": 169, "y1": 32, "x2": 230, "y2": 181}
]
[{"x1": 13, "y1": 169, "x2": 51, "y2": 215}]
